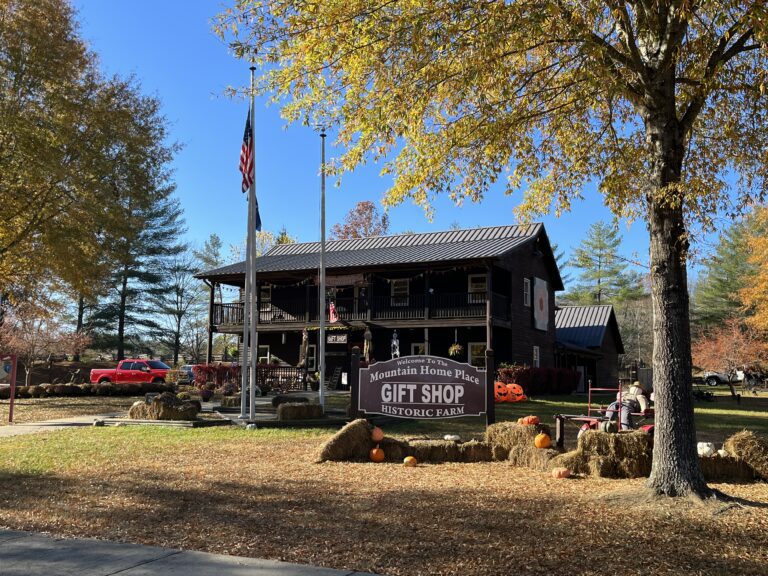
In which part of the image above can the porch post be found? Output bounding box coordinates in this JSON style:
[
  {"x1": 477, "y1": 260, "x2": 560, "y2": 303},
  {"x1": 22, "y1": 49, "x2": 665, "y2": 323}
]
[
  {"x1": 206, "y1": 280, "x2": 215, "y2": 364},
  {"x1": 350, "y1": 346, "x2": 361, "y2": 419},
  {"x1": 485, "y1": 348, "x2": 495, "y2": 426},
  {"x1": 485, "y1": 263, "x2": 493, "y2": 350}
]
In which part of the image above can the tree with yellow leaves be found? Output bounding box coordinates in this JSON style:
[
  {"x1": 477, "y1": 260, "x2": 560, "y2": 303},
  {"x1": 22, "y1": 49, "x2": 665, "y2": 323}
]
[
  {"x1": 741, "y1": 206, "x2": 768, "y2": 331},
  {"x1": 216, "y1": 1, "x2": 768, "y2": 497}
]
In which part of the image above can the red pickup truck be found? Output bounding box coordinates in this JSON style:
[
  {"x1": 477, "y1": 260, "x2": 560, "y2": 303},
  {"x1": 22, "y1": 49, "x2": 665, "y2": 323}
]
[{"x1": 90, "y1": 359, "x2": 171, "y2": 384}]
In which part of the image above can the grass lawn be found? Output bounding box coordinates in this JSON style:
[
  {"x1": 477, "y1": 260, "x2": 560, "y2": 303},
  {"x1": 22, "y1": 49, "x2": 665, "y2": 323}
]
[{"x1": 0, "y1": 426, "x2": 767, "y2": 575}]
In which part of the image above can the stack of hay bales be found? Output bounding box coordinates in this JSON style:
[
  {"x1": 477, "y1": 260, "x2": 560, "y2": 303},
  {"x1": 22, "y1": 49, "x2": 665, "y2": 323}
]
[
  {"x1": 276, "y1": 402, "x2": 323, "y2": 421},
  {"x1": 484, "y1": 422, "x2": 561, "y2": 470},
  {"x1": 722, "y1": 430, "x2": 768, "y2": 481},
  {"x1": 549, "y1": 430, "x2": 652, "y2": 478},
  {"x1": 127, "y1": 392, "x2": 201, "y2": 421},
  {"x1": 317, "y1": 419, "x2": 377, "y2": 462}
]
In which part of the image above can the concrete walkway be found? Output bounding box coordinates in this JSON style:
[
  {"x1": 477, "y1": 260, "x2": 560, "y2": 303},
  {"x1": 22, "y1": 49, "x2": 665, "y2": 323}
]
[
  {"x1": 0, "y1": 530, "x2": 378, "y2": 576},
  {"x1": 0, "y1": 415, "x2": 116, "y2": 437}
]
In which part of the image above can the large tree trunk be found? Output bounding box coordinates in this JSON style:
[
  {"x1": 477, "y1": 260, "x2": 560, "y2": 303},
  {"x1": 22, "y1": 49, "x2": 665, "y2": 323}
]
[{"x1": 644, "y1": 95, "x2": 711, "y2": 498}]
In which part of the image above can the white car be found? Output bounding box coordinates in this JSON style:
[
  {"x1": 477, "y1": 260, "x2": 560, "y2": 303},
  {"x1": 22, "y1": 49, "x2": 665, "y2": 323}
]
[{"x1": 703, "y1": 370, "x2": 744, "y2": 386}]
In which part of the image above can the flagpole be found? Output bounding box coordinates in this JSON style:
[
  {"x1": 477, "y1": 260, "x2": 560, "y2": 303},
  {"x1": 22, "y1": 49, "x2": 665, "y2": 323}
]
[
  {"x1": 248, "y1": 65, "x2": 258, "y2": 421},
  {"x1": 240, "y1": 76, "x2": 255, "y2": 420},
  {"x1": 318, "y1": 128, "x2": 327, "y2": 410}
]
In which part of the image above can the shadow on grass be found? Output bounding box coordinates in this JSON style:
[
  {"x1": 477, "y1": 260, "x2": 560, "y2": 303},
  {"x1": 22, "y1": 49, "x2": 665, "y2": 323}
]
[{"x1": 0, "y1": 466, "x2": 766, "y2": 576}]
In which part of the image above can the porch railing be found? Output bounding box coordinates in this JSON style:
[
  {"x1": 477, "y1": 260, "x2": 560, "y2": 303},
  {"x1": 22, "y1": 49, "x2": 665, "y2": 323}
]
[
  {"x1": 213, "y1": 291, "x2": 510, "y2": 326},
  {"x1": 257, "y1": 365, "x2": 307, "y2": 393}
]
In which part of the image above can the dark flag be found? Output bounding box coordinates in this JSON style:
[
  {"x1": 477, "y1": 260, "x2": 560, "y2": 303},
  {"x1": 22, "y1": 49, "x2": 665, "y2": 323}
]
[{"x1": 239, "y1": 110, "x2": 261, "y2": 230}]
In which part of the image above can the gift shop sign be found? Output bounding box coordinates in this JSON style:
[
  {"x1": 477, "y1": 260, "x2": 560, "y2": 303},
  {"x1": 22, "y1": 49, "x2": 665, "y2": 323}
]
[{"x1": 359, "y1": 355, "x2": 486, "y2": 419}]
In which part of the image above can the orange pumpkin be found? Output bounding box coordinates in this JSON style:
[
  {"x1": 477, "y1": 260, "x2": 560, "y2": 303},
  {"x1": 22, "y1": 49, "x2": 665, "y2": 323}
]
[
  {"x1": 521, "y1": 415, "x2": 540, "y2": 425},
  {"x1": 371, "y1": 426, "x2": 384, "y2": 443},
  {"x1": 403, "y1": 456, "x2": 418, "y2": 467},
  {"x1": 534, "y1": 433, "x2": 551, "y2": 449},
  {"x1": 551, "y1": 467, "x2": 571, "y2": 479},
  {"x1": 506, "y1": 383, "x2": 527, "y2": 402},
  {"x1": 370, "y1": 445, "x2": 385, "y2": 463},
  {"x1": 494, "y1": 381, "x2": 512, "y2": 403}
]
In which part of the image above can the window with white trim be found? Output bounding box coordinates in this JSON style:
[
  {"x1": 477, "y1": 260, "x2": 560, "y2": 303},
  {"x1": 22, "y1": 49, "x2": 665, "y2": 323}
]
[
  {"x1": 391, "y1": 278, "x2": 409, "y2": 307},
  {"x1": 257, "y1": 345, "x2": 270, "y2": 365},
  {"x1": 523, "y1": 278, "x2": 531, "y2": 307},
  {"x1": 467, "y1": 274, "x2": 487, "y2": 304},
  {"x1": 411, "y1": 342, "x2": 426, "y2": 355},
  {"x1": 533, "y1": 345, "x2": 540, "y2": 368},
  {"x1": 468, "y1": 342, "x2": 486, "y2": 368}
]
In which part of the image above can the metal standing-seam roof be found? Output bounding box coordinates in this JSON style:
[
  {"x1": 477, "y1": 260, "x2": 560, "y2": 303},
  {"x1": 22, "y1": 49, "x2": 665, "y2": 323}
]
[
  {"x1": 198, "y1": 223, "x2": 551, "y2": 278},
  {"x1": 555, "y1": 304, "x2": 625, "y2": 353}
]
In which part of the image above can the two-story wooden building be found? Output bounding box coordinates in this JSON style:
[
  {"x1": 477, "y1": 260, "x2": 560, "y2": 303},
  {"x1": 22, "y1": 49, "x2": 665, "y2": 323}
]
[{"x1": 196, "y1": 223, "x2": 564, "y2": 384}]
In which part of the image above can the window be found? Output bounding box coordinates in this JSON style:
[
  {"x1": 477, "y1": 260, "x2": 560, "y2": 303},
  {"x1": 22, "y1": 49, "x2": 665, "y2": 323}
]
[
  {"x1": 391, "y1": 278, "x2": 409, "y2": 306},
  {"x1": 259, "y1": 285, "x2": 271, "y2": 312},
  {"x1": 533, "y1": 345, "x2": 540, "y2": 368},
  {"x1": 257, "y1": 345, "x2": 270, "y2": 364},
  {"x1": 133, "y1": 361, "x2": 148, "y2": 371},
  {"x1": 307, "y1": 344, "x2": 317, "y2": 371},
  {"x1": 467, "y1": 274, "x2": 487, "y2": 304},
  {"x1": 468, "y1": 342, "x2": 486, "y2": 368},
  {"x1": 411, "y1": 342, "x2": 426, "y2": 355},
  {"x1": 523, "y1": 278, "x2": 531, "y2": 307}
]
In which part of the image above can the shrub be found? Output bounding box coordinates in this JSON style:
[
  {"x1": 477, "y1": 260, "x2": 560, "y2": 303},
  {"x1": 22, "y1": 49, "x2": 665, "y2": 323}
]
[
  {"x1": 193, "y1": 363, "x2": 241, "y2": 387},
  {"x1": 40, "y1": 384, "x2": 55, "y2": 397},
  {"x1": 216, "y1": 382, "x2": 239, "y2": 396},
  {"x1": 15, "y1": 386, "x2": 30, "y2": 398},
  {"x1": 95, "y1": 383, "x2": 114, "y2": 396},
  {"x1": 28, "y1": 385, "x2": 43, "y2": 398},
  {"x1": 0, "y1": 387, "x2": 10, "y2": 400},
  {"x1": 497, "y1": 365, "x2": 580, "y2": 396},
  {"x1": 176, "y1": 391, "x2": 191, "y2": 401},
  {"x1": 79, "y1": 383, "x2": 93, "y2": 395}
]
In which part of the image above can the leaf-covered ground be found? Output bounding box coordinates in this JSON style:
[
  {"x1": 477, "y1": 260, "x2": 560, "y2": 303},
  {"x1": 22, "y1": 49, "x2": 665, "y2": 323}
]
[
  {"x1": 0, "y1": 397, "x2": 139, "y2": 424},
  {"x1": 0, "y1": 427, "x2": 766, "y2": 576}
]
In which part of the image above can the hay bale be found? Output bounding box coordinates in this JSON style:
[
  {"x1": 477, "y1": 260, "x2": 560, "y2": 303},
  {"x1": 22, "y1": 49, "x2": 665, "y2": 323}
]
[
  {"x1": 507, "y1": 445, "x2": 560, "y2": 471},
  {"x1": 220, "y1": 395, "x2": 240, "y2": 408},
  {"x1": 149, "y1": 392, "x2": 200, "y2": 421},
  {"x1": 410, "y1": 440, "x2": 462, "y2": 463},
  {"x1": 588, "y1": 456, "x2": 618, "y2": 478},
  {"x1": 128, "y1": 401, "x2": 150, "y2": 419},
  {"x1": 317, "y1": 419, "x2": 373, "y2": 462},
  {"x1": 277, "y1": 402, "x2": 323, "y2": 421},
  {"x1": 548, "y1": 451, "x2": 589, "y2": 476},
  {"x1": 458, "y1": 440, "x2": 493, "y2": 462},
  {"x1": 379, "y1": 437, "x2": 412, "y2": 462},
  {"x1": 485, "y1": 422, "x2": 552, "y2": 460},
  {"x1": 272, "y1": 394, "x2": 309, "y2": 408},
  {"x1": 699, "y1": 454, "x2": 757, "y2": 483},
  {"x1": 724, "y1": 431, "x2": 768, "y2": 480}
]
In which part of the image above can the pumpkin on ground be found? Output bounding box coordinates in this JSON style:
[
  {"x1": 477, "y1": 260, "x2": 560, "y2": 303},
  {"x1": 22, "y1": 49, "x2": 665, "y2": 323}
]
[
  {"x1": 370, "y1": 445, "x2": 385, "y2": 463},
  {"x1": 507, "y1": 383, "x2": 527, "y2": 402},
  {"x1": 371, "y1": 426, "x2": 384, "y2": 443},
  {"x1": 403, "y1": 456, "x2": 418, "y2": 467},
  {"x1": 494, "y1": 381, "x2": 512, "y2": 403},
  {"x1": 521, "y1": 415, "x2": 540, "y2": 426},
  {"x1": 534, "y1": 433, "x2": 552, "y2": 449},
  {"x1": 551, "y1": 467, "x2": 571, "y2": 479}
]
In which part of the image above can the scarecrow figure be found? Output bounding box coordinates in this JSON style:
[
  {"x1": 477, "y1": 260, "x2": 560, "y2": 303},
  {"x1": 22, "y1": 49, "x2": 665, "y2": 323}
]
[
  {"x1": 297, "y1": 328, "x2": 309, "y2": 368},
  {"x1": 363, "y1": 327, "x2": 373, "y2": 363},
  {"x1": 391, "y1": 330, "x2": 400, "y2": 359}
]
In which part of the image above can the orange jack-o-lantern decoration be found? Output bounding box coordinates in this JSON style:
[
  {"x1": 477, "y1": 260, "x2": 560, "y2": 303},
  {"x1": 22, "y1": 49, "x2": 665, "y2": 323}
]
[
  {"x1": 534, "y1": 433, "x2": 552, "y2": 449},
  {"x1": 506, "y1": 383, "x2": 527, "y2": 402},
  {"x1": 551, "y1": 467, "x2": 571, "y2": 479},
  {"x1": 494, "y1": 381, "x2": 512, "y2": 403},
  {"x1": 370, "y1": 445, "x2": 385, "y2": 463},
  {"x1": 371, "y1": 426, "x2": 384, "y2": 443},
  {"x1": 520, "y1": 415, "x2": 540, "y2": 426}
]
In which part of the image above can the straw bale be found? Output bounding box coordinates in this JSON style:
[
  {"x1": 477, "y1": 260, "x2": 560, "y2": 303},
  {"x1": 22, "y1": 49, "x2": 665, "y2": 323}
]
[
  {"x1": 699, "y1": 455, "x2": 757, "y2": 483},
  {"x1": 485, "y1": 422, "x2": 552, "y2": 460},
  {"x1": 317, "y1": 419, "x2": 372, "y2": 462},
  {"x1": 723, "y1": 431, "x2": 768, "y2": 480},
  {"x1": 378, "y1": 437, "x2": 412, "y2": 462},
  {"x1": 410, "y1": 440, "x2": 462, "y2": 463},
  {"x1": 458, "y1": 440, "x2": 493, "y2": 463},
  {"x1": 272, "y1": 394, "x2": 309, "y2": 408},
  {"x1": 548, "y1": 451, "x2": 589, "y2": 476},
  {"x1": 277, "y1": 403, "x2": 323, "y2": 421},
  {"x1": 128, "y1": 401, "x2": 150, "y2": 420},
  {"x1": 507, "y1": 445, "x2": 560, "y2": 471},
  {"x1": 588, "y1": 456, "x2": 618, "y2": 478},
  {"x1": 149, "y1": 393, "x2": 200, "y2": 421},
  {"x1": 220, "y1": 395, "x2": 240, "y2": 408}
]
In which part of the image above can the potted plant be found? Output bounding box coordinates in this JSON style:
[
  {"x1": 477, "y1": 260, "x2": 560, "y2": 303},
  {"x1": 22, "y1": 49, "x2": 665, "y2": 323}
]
[{"x1": 448, "y1": 343, "x2": 464, "y2": 357}]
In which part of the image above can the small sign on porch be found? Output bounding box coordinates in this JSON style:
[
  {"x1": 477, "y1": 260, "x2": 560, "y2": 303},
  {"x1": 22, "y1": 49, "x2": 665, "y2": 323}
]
[
  {"x1": 358, "y1": 355, "x2": 486, "y2": 419},
  {"x1": 327, "y1": 333, "x2": 348, "y2": 344}
]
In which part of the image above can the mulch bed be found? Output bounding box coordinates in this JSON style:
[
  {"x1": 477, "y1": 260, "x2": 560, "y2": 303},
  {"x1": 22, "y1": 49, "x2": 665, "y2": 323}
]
[{"x1": 0, "y1": 430, "x2": 767, "y2": 575}]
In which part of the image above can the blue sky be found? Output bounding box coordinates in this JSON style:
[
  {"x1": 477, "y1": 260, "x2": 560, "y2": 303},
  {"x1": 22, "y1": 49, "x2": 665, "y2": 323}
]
[{"x1": 73, "y1": 0, "x2": 680, "y2": 281}]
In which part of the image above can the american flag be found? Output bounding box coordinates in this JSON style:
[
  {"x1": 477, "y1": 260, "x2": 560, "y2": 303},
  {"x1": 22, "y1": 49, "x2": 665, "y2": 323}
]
[
  {"x1": 239, "y1": 109, "x2": 261, "y2": 230},
  {"x1": 239, "y1": 111, "x2": 254, "y2": 193}
]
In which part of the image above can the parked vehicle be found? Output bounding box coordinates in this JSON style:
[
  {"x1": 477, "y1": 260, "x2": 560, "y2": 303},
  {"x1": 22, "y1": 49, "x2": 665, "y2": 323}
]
[
  {"x1": 703, "y1": 370, "x2": 745, "y2": 386},
  {"x1": 90, "y1": 359, "x2": 170, "y2": 384},
  {"x1": 178, "y1": 364, "x2": 196, "y2": 384}
]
